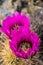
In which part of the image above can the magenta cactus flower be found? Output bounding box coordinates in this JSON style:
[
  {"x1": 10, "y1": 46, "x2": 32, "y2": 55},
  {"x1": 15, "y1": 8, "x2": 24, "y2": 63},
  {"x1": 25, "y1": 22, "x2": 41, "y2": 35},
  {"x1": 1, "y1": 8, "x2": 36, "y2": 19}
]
[
  {"x1": 0, "y1": 12, "x2": 40, "y2": 59},
  {"x1": 1, "y1": 12, "x2": 30, "y2": 38},
  {"x1": 9, "y1": 28, "x2": 40, "y2": 59}
]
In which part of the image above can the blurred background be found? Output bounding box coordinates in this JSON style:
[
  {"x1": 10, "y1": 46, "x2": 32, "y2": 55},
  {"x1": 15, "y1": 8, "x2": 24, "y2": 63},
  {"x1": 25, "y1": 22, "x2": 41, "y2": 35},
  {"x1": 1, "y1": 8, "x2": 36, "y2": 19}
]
[{"x1": 0, "y1": 0, "x2": 43, "y2": 65}]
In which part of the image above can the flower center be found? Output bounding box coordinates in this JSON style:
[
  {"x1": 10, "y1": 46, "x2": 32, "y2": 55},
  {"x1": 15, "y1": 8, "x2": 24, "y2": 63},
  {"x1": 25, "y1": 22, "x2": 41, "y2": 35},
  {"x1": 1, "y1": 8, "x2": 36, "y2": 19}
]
[
  {"x1": 12, "y1": 24, "x2": 18, "y2": 30},
  {"x1": 19, "y1": 42, "x2": 31, "y2": 53}
]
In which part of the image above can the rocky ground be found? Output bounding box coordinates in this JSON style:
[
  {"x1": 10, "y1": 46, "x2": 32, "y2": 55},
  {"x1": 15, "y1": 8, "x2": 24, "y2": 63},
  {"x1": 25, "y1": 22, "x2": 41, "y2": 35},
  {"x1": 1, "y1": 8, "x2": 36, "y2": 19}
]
[{"x1": 0, "y1": 0, "x2": 43, "y2": 65}]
